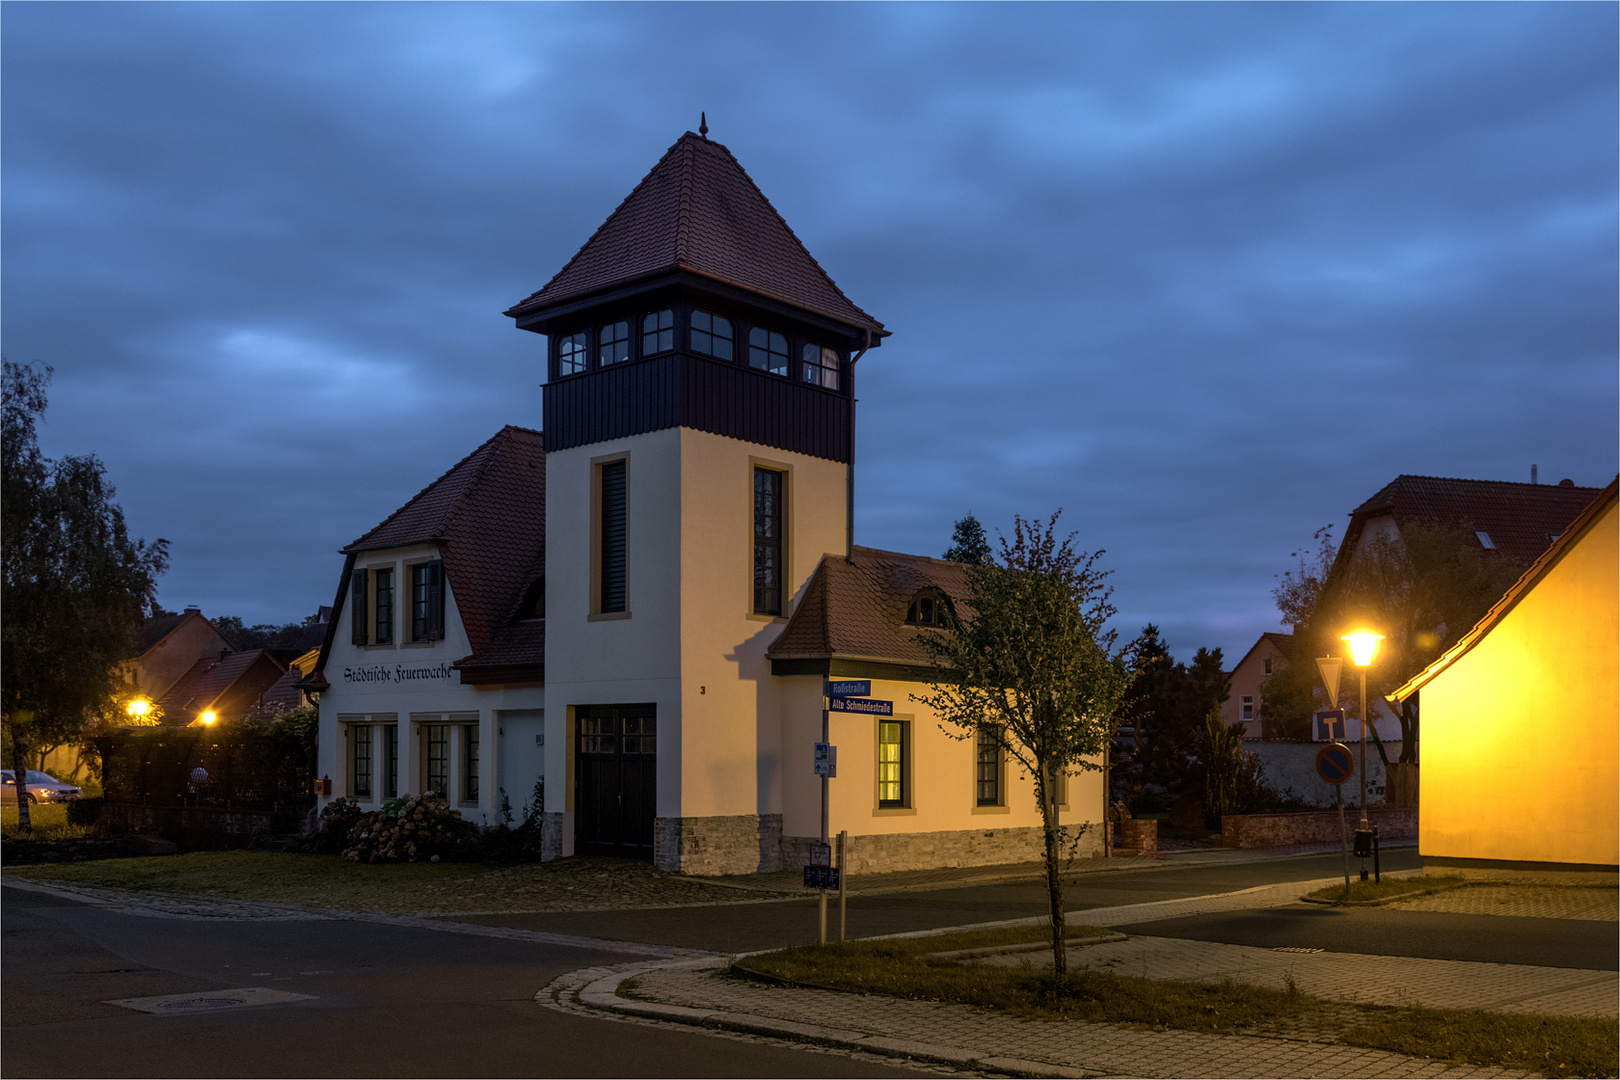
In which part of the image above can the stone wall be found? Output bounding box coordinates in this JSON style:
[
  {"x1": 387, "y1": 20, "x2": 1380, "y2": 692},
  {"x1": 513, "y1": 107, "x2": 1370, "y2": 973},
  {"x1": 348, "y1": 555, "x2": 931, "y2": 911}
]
[
  {"x1": 1220, "y1": 806, "x2": 1416, "y2": 849},
  {"x1": 540, "y1": 812, "x2": 564, "y2": 862},
  {"x1": 97, "y1": 803, "x2": 277, "y2": 849},
  {"x1": 1247, "y1": 739, "x2": 1406, "y2": 807},
  {"x1": 654, "y1": 814, "x2": 780, "y2": 876},
  {"x1": 783, "y1": 824, "x2": 1103, "y2": 875}
]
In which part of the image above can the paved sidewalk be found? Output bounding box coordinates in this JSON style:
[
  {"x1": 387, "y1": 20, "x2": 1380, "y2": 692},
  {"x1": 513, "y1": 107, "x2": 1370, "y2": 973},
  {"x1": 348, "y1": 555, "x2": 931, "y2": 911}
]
[{"x1": 549, "y1": 879, "x2": 1617, "y2": 1079}]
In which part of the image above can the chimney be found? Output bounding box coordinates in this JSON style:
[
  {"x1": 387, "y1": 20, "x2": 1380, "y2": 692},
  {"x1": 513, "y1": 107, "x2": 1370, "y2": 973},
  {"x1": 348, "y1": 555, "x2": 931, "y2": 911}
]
[{"x1": 1531, "y1": 464, "x2": 1538, "y2": 485}]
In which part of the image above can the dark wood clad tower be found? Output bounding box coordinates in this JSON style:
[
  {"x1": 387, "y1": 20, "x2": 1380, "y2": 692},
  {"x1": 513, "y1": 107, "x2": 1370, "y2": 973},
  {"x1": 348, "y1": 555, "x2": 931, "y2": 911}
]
[{"x1": 505, "y1": 131, "x2": 888, "y2": 461}]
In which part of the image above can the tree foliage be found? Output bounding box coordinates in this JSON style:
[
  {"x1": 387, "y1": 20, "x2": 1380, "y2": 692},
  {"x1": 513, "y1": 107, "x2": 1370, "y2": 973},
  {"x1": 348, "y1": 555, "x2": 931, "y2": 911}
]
[
  {"x1": 2, "y1": 360, "x2": 168, "y2": 817},
  {"x1": 914, "y1": 511, "x2": 1131, "y2": 975},
  {"x1": 1264, "y1": 520, "x2": 1525, "y2": 761},
  {"x1": 212, "y1": 613, "x2": 320, "y2": 652},
  {"x1": 941, "y1": 513, "x2": 992, "y2": 564},
  {"x1": 1109, "y1": 626, "x2": 1230, "y2": 806}
]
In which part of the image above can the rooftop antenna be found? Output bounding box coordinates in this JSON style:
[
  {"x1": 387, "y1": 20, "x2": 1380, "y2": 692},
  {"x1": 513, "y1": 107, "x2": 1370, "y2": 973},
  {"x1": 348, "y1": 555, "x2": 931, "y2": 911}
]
[{"x1": 699, "y1": 111, "x2": 708, "y2": 139}]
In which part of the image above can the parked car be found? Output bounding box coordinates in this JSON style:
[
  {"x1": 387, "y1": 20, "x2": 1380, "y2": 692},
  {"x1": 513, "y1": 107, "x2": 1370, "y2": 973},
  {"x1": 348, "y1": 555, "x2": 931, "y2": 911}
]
[{"x1": 1, "y1": 770, "x2": 83, "y2": 803}]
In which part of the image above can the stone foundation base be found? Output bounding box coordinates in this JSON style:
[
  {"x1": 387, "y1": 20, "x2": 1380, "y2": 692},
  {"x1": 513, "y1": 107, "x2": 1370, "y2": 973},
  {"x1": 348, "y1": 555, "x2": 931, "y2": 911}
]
[
  {"x1": 540, "y1": 812, "x2": 564, "y2": 862},
  {"x1": 784, "y1": 823, "x2": 1102, "y2": 876},
  {"x1": 654, "y1": 814, "x2": 783, "y2": 875}
]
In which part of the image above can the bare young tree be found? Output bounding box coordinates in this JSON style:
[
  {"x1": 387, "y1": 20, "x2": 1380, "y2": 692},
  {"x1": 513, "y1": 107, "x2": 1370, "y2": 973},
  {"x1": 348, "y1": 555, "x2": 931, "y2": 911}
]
[{"x1": 914, "y1": 511, "x2": 1131, "y2": 975}]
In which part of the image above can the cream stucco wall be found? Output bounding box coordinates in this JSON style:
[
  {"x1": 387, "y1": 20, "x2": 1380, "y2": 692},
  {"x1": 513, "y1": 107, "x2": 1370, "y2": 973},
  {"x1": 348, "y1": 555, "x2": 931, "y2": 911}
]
[
  {"x1": 779, "y1": 677, "x2": 1103, "y2": 846},
  {"x1": 317, "y1": 542, "x2": 543, "y2": 827},
  {"x1": 1417, "y1": 499, "x2": 1617, "y2": 867}
]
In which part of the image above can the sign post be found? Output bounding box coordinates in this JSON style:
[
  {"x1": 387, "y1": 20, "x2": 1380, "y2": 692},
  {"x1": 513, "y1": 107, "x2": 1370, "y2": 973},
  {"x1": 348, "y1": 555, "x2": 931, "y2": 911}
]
[{"x1": 1316, "y1": 741, "x2": 1355, "y2": 896}]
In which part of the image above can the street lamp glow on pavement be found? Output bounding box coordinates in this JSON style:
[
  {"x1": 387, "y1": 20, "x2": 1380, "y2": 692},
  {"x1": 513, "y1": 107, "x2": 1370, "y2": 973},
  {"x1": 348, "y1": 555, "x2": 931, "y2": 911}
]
[{"x1": 1341, "y1": 631, "x2": 1383, "y2": 829}]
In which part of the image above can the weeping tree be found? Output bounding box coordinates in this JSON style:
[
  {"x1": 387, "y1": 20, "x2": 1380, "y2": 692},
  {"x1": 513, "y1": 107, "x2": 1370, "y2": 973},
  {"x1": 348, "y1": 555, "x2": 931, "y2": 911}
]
[
  {"x1": 915, "y1": 512, "x2": 1131, "y2": 975},
  {"x1": 2, "y1": 360, "x2": 168, "y2": 832}
]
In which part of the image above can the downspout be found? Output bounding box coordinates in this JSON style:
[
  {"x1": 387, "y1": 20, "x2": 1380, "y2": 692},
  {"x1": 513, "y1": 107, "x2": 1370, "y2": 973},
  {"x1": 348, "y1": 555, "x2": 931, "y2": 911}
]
[{"x1": 846, "y1": 329, "x2": 872, "y2": 563}]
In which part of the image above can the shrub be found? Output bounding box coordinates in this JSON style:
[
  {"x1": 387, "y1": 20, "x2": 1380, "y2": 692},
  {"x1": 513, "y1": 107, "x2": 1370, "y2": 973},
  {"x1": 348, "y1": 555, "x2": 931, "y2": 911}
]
[
  {"x1": 66, "y1": 796, "x2": 105, "y2": 827},
  {"x1": 301, "y1": 797, "x2": 368, "y2": 855},
  {"x1": 342, "y1": 794, "x2": 476, "y2": 863}
]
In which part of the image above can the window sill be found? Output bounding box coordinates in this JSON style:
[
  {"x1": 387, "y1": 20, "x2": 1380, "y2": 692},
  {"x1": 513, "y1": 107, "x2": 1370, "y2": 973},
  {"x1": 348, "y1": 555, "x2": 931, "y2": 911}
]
[
  {"x1": 400, "y1": 640, "x2": 436, "y2": 649},
  {"x1": 588, "y1": 611, "x2": 632, "y2": 622},
  {"x1": 873, "y1": 806, "x2": 916, "y2": 817},
  {"x1": 971, "y1": 804, "x2": 1010, "y2": 815},
  {"x1": 746, "y1": 612, "x2": 788, "y2": 623},
  {"x1": 359, "y1": 643, "x2": 398, "y2": 650}
]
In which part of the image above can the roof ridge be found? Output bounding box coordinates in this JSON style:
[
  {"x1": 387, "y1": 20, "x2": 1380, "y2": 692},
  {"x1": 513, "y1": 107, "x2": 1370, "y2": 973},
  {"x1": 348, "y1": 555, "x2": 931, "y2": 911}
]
[
  {"x1": 674, "y1": 134, "x2": 696, "y2": 266},
  {"x1": 435, "y1": 427, "x2": 533, "y2": 540},
  {"x1": 853, "y1": 544, "x2": 968, "y2": 568},
  {"x1": 1389, "y1": 473, "x2": 1599, "y2": 490}
]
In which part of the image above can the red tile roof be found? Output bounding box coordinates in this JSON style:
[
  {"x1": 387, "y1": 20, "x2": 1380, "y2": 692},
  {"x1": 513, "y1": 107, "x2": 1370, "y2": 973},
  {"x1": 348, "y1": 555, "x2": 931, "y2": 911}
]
[
  {"x1": 334, "y1": 426, "x2": 546, "y2": 678},
  {"x1": 1393, "y1": 479, "x2": 1617, "y2": 701},
  {"x1": 506, "y1": 132, "x2": 886, "y2": 338},
  {"x1": 767, "y1": 547, "x2": 971, "y2": 665},
  {"x1": 156, "y1": 649, "x2": 287, "y2": 725},
  {"x1": 1343, "y1": 474, "x2": 1603, "y2": 568}
]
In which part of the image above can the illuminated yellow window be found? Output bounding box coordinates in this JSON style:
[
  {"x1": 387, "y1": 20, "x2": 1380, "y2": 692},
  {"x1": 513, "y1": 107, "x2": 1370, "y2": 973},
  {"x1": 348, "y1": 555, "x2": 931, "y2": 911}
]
[{"x1": 878, "y1": 721, "x2": 907, "y2": 807}]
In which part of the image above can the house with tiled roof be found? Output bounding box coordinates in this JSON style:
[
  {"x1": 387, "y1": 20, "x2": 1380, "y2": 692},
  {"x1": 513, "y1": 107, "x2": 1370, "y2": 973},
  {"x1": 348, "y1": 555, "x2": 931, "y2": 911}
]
[
  {"x1": 1390, "y1": 479, "x2": 1617, "y2": 872},
  {"x1": 156, "y1": 648, "x2": 289, "y2": 727},
  {"x1": 123, "y1": 608, "x2": 236, "y2": 703},
  {"x1": 308, "y1": 130, "x2": 1102, "y2": 872},
  {"x1": 1220, "y1": 632, "x2": 1293, "y2": 738},
  {"x1": 305, "y1": 425, "x2": 547, "y2": 819}
]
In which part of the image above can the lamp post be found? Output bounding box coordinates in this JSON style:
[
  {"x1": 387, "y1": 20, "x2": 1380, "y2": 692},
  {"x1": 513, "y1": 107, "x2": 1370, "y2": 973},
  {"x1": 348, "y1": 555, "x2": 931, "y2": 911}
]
[{"x1": 1341, "y1": 631, "x2": 1383, "y2": 828}]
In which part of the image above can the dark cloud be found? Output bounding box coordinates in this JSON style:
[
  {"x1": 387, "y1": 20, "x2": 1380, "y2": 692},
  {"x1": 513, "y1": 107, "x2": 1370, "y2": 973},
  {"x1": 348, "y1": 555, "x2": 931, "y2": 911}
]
[{"x1": 4, "y1": 2, "x2": 1613, "y2": 663}]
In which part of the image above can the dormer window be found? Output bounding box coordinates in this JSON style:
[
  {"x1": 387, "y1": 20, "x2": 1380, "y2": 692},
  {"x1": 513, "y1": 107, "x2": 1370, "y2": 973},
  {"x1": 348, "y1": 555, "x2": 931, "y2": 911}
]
[
  {"x1": 559, "y1": 332, "x2": 588, "y2": 376},
  {"x1": 691, "y1": 310, "x2": 733, "y2": 361},
  {"x1": 514, "y1": 576, "x2": 545, "y2": 621},
  {"x1": 905, "y1": 591, "x2": 949, "y2": 628},
  {"x1": 802, "y1": 344, "x2": 840, "y2": 390},
  {"x1": 642, "y1": 309, "x2": 674, "y2": 355},
  {"x1": 598, "y1": 321, "x2": 630, "y2": 366},
  {"x1": 749, "y1": 328, "x2": 789, "y2": 376}
]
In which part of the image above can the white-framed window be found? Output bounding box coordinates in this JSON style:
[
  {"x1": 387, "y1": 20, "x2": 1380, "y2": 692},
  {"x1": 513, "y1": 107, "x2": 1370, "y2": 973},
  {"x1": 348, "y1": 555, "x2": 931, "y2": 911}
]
[
  {"x1": 1263, "y1": 657, "x2": 1273, "y2": 676},
  {"x1": 1241, "y1": 696, "x2": 1255, "y2": 720}
]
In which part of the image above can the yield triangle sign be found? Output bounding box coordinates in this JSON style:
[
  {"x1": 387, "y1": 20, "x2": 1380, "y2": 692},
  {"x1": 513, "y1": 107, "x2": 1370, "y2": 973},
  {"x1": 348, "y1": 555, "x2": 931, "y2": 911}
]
[{"x1": 1315, "y1": 656, "x2": 1343, "y2": 706}]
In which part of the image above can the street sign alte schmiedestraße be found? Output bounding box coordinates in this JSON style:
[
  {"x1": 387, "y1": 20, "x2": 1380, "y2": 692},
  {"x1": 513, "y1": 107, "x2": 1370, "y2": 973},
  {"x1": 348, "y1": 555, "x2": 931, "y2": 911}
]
[{"x1": 828, "y1": 696, "x2": 893, "y2": 716}]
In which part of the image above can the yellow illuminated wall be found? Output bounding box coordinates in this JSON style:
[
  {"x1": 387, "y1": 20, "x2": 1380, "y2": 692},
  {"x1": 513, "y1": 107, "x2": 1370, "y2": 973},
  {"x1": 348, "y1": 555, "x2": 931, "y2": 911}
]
[{"x1": 1418, "y1": 499, "x2": 1617, "y2": 868}]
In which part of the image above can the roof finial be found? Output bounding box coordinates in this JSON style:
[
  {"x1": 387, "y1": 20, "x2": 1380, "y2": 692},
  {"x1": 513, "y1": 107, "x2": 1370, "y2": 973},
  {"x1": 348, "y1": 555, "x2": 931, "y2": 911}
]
[{"x1": 699, "y1": 111, "x2": 708, "y2": 139}]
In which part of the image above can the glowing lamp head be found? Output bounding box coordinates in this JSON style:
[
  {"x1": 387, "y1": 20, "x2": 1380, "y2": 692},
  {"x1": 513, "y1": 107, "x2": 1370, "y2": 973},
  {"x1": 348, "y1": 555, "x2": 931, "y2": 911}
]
[
  {"x1": 199, "y1": 710, "x2": 218, "y2": 726},
  {"x1": 126, "y1": 699, "x2": 151, "y2": 718},
  {"x1": 1341, "y1": 631, "x2": 1384, "y2": 668}
]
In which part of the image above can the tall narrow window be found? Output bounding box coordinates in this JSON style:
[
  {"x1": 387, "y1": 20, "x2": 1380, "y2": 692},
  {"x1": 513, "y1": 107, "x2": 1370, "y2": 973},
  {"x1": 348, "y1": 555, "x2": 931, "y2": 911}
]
[
  {"x1": 690, "y1": 310, "x2": 733, "y2": 360},
  {"x1": 463, "y1": 724, "x2": 479, "y2": 803},
  {"x1": 878, "y1": 721, "x2": 907, "y2": 807},
  {"x1": 425, "y1": 725, "x2": 449, "y2": 798},
  {"x1": 976, "y1": 726, "x2": 1001, "y2": 806},
  {"x1": 598, "y1": 321, "x2": 630, "y2": 366},
  {"x1": 351, "y1": 725, "x2": 372, "y2": 800},
  {"x1": 558, "y1": 331, "x2": 588, "y2": 376},
  {"x1": 753, "y1": 467, "x2": 783, "y2": 615},
  {"x1": 374, "y1": 568, "x2": 394, "y2": 645},
  {"x1": 802, "y1": 344, "x2": 840, "y2": 389},
  {"x1": 350, "y1": 568, "x2": 368, "y2": 645},
  {"x1": 600, "y1": 460, "x2": 627, "y2": 613},
  {"x1": 642, "y1": 309, "x2": 674, "y2": 354},
  {"x1": 411, "y1": 561, "x2": 445, "y2": 641},
  {"x1": 748, "y1": 327, "x2": 788, "y2": 376},
  {"x1": 382, "y1": 724, "x2": 398, "y2": 799}
]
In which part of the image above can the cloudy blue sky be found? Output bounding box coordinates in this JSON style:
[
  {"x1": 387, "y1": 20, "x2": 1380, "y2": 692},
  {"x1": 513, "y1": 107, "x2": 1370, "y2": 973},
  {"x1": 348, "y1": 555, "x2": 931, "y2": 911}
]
[{"x1": 4, "y1": 2, "x2": 1615, "y2": 664}]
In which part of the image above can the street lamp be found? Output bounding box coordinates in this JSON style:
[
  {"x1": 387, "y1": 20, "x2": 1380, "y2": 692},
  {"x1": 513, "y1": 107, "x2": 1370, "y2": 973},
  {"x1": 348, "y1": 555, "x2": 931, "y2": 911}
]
[
  {"x1": 198, "y1": 710, "x2": 217, "y2": 726},
  {"x1": 126, "y1": 699, "x2": 151, "y2": 720},
  {"x1": 1340, "y1": 631, "x2": 1383, "y2": 827}
]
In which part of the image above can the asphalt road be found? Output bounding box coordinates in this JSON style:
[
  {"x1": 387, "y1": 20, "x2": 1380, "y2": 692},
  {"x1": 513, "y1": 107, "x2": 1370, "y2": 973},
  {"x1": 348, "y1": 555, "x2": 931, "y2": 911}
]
[{"x1": 1, "y1": 884, "x2": 924, "y2": 1079}]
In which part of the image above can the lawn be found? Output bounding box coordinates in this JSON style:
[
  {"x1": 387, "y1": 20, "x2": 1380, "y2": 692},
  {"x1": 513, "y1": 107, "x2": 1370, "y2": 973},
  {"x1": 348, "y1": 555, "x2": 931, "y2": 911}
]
[
  {"x1": 1303, "y1": 874, "x2": 1470, "y2": 905},
  {"x1": 2, "y1": 849, "x2": 795, "y2": 914},
  {"x1": 734, "y1": 932, "x2": 1617, "y2": 1079},
  {"x1": 1, "y1": 801, "x2": 92, "y2": 842}
]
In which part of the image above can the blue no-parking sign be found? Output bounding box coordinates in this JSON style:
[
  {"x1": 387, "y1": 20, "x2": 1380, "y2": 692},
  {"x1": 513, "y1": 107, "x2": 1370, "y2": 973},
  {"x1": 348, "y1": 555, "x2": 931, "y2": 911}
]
[{"x1": 1316, "y1": 742, "x2": 1354, "y2": 786}]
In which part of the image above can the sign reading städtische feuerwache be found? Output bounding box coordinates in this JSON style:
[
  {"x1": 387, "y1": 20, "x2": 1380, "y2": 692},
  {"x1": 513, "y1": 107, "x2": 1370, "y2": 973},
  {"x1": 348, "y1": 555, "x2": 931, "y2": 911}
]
[{"x1": 342, "y1": 663, "x2": 454, "y2": 685}]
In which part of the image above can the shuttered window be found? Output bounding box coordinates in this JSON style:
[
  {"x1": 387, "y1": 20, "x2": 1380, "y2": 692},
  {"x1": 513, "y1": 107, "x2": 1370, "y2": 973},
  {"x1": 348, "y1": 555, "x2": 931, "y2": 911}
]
[
  {"x1": 350, "y1": 568, "x2": 368, "y2": 645},
  {"x1": 753, "y1": 468, "x2": 783, "y2": 615},
  {"x1": 411, "y1": 561, "x2": 445, "y2": 641},
  {"x1": 600, "y1": 460, "x2": 627, "y2": 613}
]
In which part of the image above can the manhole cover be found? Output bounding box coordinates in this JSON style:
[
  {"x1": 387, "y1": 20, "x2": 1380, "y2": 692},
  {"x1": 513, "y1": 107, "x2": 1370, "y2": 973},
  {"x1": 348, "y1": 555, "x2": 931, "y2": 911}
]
[
  {"x1": 1272, "y1": 947, "x2": 1324, "y2": 954},
  {"x1": 153, "y1": 996, "x2": 248, "y2": 1011}
]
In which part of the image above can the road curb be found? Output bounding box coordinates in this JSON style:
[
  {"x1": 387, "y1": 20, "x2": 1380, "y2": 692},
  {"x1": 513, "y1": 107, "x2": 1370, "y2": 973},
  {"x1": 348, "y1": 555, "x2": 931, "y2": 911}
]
[{"x1": 569, "y1": 960, "x2": 1086, "y2": 1078}]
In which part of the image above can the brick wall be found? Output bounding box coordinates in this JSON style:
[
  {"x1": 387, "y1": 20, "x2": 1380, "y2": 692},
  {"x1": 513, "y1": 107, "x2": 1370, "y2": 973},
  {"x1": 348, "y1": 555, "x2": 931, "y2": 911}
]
[{"x1": 1221, "y1": 807, "x2": 1416, "y2": 849}]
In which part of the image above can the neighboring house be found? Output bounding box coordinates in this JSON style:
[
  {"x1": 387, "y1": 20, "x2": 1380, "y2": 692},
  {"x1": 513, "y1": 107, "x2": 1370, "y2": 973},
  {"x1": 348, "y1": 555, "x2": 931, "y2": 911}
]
[
  {"x1": 1390, "y1": 479, "x2": 1617, "y2": 872},
  {"x1": 305, "y1": 129, "x2": 1103, "y2": 874},
  {"x1": 124, "y1": 608, "x2": 236, "y2": 702},
  {"x1": 303, "y1": 425, "x2": 547, "y2": 828},
  {"x1": 156, "y1": 649, "x2": 290, "y2": 727},
  {"x1": 1222, "y1": 632, "x2": 1292, "y2": 738}
]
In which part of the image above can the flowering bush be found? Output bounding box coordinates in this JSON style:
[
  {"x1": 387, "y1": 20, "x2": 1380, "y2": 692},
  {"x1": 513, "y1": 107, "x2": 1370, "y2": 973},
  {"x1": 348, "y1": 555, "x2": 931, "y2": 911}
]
[
  {"x1": 301, "y1": 797, "x2": 368, "y2": 854},
  {"x1": 341, "y1": 794, "x2": 476, "y2": 863}
]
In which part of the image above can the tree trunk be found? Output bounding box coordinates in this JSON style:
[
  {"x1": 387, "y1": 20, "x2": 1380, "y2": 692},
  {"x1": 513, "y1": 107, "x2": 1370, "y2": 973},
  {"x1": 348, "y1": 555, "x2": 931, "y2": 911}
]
[
  {"x1": 12, "y1": 735, "x2": 32, "y2": 834},
  {"x1": 1041, "y1": 763, "x2": 1066, "y2": 977}
]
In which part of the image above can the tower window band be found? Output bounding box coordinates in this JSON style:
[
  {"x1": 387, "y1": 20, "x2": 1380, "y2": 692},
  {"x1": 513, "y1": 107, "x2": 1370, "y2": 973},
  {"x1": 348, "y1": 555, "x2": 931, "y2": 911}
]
[
  {"x1": 691, "y1": 310, "x2": 734, "y2": 361},
  {"x1": 753, "y1": 467, "x2": 783, "y2": 615}
]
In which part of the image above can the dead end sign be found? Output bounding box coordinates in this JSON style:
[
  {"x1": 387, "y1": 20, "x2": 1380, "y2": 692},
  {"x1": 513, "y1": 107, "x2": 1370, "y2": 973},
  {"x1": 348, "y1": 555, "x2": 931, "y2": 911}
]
[{"x1": 1316, "y1": 742, "x2": 1355, "y2": 786}]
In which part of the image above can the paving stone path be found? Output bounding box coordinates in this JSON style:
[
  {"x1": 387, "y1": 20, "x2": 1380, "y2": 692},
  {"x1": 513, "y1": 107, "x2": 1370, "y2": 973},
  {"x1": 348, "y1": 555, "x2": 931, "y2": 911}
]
[{"x1": 1388, "y1": 885, "x2": 1618, "y2": 922}]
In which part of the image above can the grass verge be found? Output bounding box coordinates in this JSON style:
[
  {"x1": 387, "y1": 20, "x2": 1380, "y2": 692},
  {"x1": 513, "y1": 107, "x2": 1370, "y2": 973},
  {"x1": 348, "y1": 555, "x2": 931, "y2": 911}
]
[
  {"x1": 1, "y1": 802, "x2": 91, "y2": 842},
  {"x1": 734, "y1": 935, "x2": 1617, "y2": 1078},
  {"x1": 2, "y1": 849, "x2": 796, "y2": 914},
  {"x1": 1302, "y1": 874, "x2": 1469, "y2": 905}
]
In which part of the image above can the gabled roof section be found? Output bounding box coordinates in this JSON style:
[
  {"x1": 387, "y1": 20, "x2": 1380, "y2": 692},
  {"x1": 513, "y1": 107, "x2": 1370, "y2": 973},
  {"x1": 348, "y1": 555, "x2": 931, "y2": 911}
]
[
  {"x1": 506, "y1": 132, "x2": 886, "y2": 338},
  {"x1": 1231, "y1": 632, "x2": 1294, "y2": 673},
  {"x1": 333, "y1": 426, "x2": 546, "y2": 664},
  {"x1": 768, "y1": 547, "x2": 971, "y2": 666},
  {"x1": 132, "y1": 610, "x2": 226, "y2": 659},
  {"x1": 1342, "y1": 475, "x2": 1601, "y2": 568},
  {"x1": 1393, "y1": 478, "x2": 1618, "y2": 702},
  {"x1": 156, "y1": 649, "x2": 287, "y2": 725}
]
